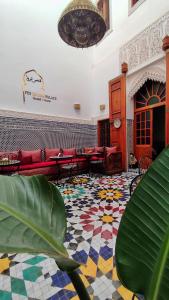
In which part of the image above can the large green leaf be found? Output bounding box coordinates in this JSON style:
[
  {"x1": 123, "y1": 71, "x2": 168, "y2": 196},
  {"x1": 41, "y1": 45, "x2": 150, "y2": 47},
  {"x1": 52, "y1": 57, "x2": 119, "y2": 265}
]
[
  {"x1": 116, "y1": 146, "x2": 169, "y2": 300},
  {"x1": 0, "y1": 174, "x2": 79, "y2": 271}
]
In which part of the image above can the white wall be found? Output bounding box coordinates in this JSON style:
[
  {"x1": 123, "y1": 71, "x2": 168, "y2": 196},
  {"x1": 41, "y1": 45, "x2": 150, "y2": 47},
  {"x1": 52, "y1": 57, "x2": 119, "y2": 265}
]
[
  {"x1": 1, "y1": 0, "x2": 169, "y2": 121},
  {"x1": 0, "y1": 0, "x2": 94, "y2": 121},
  {"x1": 92, "y1": 0, "x2": 169, "y2": 118}
]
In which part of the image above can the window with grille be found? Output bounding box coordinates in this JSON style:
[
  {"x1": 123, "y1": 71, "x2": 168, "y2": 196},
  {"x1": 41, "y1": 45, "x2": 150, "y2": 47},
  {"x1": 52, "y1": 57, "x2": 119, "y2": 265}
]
[
  {"x1": 135, "y1": 111, "x2": 151, "y2": 145},
  {"x1": 129, "y1": 0, "x2": 146, "y2": 15},
  {"x1": 97, "y1": 0, "x2": 110, "y2": 31},
  {"x1": 134, "y1": 80, "x2": 166, "y2": 109},
  {"x1": 131, "y1": 0, "x2": 139, "y2": 6}
]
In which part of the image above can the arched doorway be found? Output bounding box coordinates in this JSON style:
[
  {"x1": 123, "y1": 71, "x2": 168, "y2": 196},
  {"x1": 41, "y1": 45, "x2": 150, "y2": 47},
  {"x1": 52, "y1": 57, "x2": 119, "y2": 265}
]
[{"x1": 134, "y1": 79, "x2": 166, "y2": 160}]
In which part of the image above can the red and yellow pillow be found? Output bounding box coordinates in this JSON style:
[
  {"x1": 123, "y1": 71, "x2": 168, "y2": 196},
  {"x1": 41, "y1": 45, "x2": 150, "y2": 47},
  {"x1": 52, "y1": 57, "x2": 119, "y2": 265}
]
[
  {"x1": 94, "y1": 146, "x2": 104, "y2": 154},
  {"x1": 105, "y1": 146, "x2": 117, "y2": 157}
]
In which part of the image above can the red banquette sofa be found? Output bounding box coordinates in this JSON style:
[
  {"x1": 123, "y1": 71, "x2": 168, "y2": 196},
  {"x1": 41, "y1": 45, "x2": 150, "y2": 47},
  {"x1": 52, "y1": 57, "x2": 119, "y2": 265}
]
[{"x1": 0, "y1": 146, "x2": 122, "y2": 177}]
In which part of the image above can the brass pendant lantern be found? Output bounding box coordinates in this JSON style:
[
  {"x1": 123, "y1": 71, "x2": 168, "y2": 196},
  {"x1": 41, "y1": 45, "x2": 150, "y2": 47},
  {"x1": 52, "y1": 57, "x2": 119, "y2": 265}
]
[{"x1": 58, "y1": 0, "x2": 106, "y2": 48}]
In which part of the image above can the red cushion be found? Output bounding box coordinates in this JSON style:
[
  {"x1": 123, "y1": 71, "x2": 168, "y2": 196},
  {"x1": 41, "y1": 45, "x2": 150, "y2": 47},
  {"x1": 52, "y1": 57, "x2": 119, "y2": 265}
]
[
  {"x1": 20, "y1": 150, "x2": 42, "y2": 164},
  {"x1": 22, "y1": 155, "x2": 32, "y2": 164},
  {"x1": 57, "y1": 159, "x2": 73, "y2": 165},
  {"x1": 90, "y1": 156, "x2": 104, "y2": 161},
  {"x1": 94, "y1": 146, "x2": 104, "y2": 153},
  {"x1": 19, "y1": 161, "x2": 56, "y2": 170},
  {"x1": 105, "y1": 147, "x2": 117, "y2": 157},
  {"x1": 63, "y1": 148, "x2": 76, "y2": 156},
  {"x1": 84, "y1": 147, "x2": 95, "y2": 154},
  {"x1": 45, "y1": 148, "x2": 61, "y2": 161}
]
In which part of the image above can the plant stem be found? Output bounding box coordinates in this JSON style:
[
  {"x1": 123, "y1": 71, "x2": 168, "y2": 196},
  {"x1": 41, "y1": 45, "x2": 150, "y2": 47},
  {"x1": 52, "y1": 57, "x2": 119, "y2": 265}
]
[{"x1": 68, "y1": 270, "x2": 91, "y2": 300}]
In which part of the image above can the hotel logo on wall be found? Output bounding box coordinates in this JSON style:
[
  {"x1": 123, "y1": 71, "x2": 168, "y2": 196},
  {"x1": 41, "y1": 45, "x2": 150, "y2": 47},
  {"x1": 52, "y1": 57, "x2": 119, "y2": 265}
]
[{"x1": 22, "y1": 69, "x2": 57, "y2": 103}]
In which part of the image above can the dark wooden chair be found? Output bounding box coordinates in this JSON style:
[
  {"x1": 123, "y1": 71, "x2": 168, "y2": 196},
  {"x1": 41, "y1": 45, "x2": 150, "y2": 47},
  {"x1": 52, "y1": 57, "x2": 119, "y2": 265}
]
[{"x1": 129, "y1": 154, "x2": 152, "y2": 196}]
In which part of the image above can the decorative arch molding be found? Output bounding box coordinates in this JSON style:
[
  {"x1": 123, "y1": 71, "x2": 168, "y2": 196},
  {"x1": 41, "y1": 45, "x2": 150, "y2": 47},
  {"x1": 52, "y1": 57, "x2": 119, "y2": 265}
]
[{"x1": 128, "y1": 67, "x2": 166, "y2": 99}]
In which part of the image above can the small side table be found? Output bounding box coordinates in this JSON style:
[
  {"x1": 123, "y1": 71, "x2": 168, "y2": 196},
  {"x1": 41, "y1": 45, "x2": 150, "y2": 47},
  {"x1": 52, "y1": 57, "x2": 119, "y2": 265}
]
[
  {"x1": 80, "y1": 152, "x2": 103, "y2": 175},
  {"x1": 49, "y1": 155, "x2": 76, "y2": 182}
]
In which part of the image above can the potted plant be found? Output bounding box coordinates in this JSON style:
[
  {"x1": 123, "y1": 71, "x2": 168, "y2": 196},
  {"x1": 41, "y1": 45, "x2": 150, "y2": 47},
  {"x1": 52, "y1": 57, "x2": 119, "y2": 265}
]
[
  {"x1": 116, "y1": 145, "x2": 169, "y2": 300},
  {"x1": 0, "y1": 174, "x2": 90, "y2": 300}
]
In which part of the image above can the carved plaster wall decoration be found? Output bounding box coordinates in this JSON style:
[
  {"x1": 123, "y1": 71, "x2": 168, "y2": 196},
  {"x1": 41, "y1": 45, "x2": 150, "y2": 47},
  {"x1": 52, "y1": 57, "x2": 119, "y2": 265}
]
[{"x1": 120, "y1": 11, "x2": 169, "y2": 73}]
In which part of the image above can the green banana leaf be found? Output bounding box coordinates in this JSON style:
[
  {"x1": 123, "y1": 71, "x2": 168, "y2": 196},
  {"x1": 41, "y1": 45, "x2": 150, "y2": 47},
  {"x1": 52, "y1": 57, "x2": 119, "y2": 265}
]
[
  {"x1": 116, "y1": 146, "x2": 169, "y2": 300},
  {"x1": 0, "y1": 174, "x2": 79, "y2": 272}
]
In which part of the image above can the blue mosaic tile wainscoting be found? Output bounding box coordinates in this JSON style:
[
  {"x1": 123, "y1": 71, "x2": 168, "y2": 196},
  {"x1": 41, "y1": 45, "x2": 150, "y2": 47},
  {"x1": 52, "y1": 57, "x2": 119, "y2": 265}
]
[{"x1": 0, "y1": 115, "x2": 97, "y2": 151}]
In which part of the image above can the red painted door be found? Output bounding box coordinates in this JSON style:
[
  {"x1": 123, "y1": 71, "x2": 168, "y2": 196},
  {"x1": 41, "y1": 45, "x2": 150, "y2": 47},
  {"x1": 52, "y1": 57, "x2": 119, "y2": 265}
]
[{"x1": 109, "y1": 75, "x2": 126, "y2": 170}]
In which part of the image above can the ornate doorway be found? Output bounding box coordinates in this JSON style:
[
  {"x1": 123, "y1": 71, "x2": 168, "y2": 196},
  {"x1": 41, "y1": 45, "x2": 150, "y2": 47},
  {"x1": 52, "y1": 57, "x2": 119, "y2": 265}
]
[{"x1": 134, "y1": 79, "x2": 166, "y2": 160}]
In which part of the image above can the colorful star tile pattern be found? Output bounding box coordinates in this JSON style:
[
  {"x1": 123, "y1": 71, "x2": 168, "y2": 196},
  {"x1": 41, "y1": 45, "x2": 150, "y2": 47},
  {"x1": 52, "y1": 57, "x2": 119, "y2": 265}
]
[{"x1": 0, "y1": 173, "x2": 139, "y2": 299}]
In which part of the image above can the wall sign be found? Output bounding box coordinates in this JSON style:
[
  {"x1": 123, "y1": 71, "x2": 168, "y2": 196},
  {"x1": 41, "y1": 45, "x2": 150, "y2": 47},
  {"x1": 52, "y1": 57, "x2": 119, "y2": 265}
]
[{"x1": 22, "y1": 69, "x2": 57, "y2": 104}]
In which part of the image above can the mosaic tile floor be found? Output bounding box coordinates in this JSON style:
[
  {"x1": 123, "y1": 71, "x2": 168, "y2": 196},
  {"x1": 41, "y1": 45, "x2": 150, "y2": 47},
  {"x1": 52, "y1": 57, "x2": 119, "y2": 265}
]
[{"x1": 0, "y1": 173, "x2": 137, "y2": 300}]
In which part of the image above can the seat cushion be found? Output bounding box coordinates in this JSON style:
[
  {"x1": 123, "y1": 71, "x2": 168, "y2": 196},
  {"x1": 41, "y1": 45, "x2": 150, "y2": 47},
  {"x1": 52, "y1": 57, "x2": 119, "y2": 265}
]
[
  {"x1": 57, "y1": 159, "x2": 73, "y2": 165},
  {"x1": 105, "y1": 146, "x2": 117, "y2": 157},
  {"x1": 90, "y1": 156, "x2": 104, "y2": 161},
  {"x1": 20, "y1": 150, "x2": 42, "y2": 164},
  {"x1": 19, "y1": 161, "x2": 56, "y2": 171},
  {"x1": 45, "y1": 148, "x2": 61, "y2": 161},
  {"x1": 94, "y1": 146, "x2": 104, "y2": 153}
]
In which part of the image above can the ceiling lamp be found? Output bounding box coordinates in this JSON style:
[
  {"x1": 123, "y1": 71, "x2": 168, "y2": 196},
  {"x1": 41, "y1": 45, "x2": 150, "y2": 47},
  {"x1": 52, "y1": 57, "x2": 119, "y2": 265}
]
[{"x1": 58, "y1": 0, "x2": 106, "y2": 48}]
